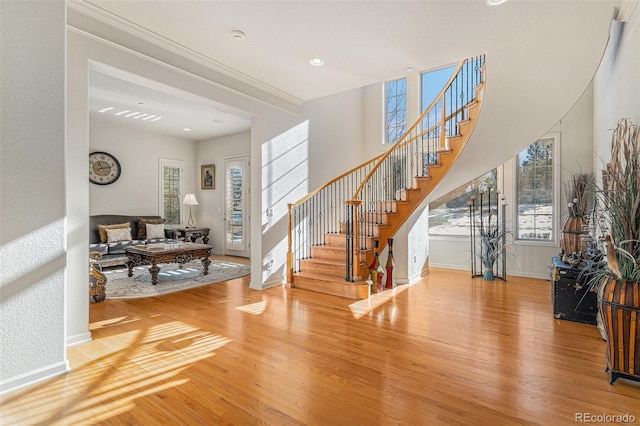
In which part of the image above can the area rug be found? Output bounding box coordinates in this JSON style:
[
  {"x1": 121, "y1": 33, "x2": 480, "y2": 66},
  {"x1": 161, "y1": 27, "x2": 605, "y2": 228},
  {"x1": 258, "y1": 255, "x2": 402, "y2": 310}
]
[{"x1": 102, "y1": 259, "x2": 250, "y2": 299}]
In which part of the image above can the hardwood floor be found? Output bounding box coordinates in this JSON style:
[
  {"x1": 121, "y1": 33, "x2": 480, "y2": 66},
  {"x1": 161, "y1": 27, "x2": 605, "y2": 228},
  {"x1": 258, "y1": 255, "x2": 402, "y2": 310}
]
[{"x1": 2, "y1": 262, "x2": 639, "y2": 425}]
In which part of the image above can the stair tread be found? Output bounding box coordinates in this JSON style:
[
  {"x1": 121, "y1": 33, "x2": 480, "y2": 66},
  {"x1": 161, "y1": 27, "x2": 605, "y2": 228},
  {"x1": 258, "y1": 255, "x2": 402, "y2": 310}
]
[
  {"x1": 295, "y1": 271, "x2": 367, "y2": 283},
  {"x1": 301, "y1": 257, "x2": 366, "y2": 267}
]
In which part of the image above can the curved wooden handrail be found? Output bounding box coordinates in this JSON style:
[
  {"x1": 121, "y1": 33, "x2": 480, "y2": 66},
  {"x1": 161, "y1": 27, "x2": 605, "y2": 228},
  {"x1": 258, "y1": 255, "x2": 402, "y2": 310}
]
[
  {"x1": 351, "y1": 59, "x2": 466, "y2": 201},
  {"x1": 288, "y1": 59, "x2": 467, "y2": 211}
]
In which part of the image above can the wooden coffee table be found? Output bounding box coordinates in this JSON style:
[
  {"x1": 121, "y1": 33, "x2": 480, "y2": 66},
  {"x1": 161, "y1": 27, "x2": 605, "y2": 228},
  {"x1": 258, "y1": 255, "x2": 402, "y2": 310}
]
[{"x1": 125, "y1": 242, "x2": 212, "y2": 285}]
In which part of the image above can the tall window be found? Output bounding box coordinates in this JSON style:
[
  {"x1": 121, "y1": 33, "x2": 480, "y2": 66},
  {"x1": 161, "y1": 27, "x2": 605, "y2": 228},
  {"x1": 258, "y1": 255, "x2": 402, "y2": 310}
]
[
  {"x1": 159, "y1": 159, "x2": 184, "y2": 225},
  {"x1": 421, "y1": 64, "x2": 456, "y2": 114},
  {"x1": 429, "y1": 169, "x2": 498, "y2": 236},
  {"x1": 516, "y1": 136, "x2": 556, "y2": 241},
  {"x1": 385, "y1": 77, "x2": 407, "y2": 144}
]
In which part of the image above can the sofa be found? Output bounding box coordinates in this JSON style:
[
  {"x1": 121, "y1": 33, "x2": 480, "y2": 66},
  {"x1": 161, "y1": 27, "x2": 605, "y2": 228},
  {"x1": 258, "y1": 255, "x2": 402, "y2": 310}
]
[{"x1": 89, "y1": 215, "x2": 179, "y2": 267}]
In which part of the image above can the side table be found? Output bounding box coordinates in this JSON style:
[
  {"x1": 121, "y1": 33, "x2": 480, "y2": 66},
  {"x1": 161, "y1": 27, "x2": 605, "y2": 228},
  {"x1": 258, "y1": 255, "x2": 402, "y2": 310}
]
[{"x1": 171, "y1": 227, "x2": 210, "y2": 245}]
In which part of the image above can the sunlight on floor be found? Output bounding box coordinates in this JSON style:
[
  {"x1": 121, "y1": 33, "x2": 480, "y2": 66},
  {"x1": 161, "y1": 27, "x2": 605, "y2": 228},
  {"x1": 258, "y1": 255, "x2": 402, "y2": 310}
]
[
  {"x1": 235, "y1": 300, "x2": 267, "y2": 315},
  {"x1": 1, "y1": 318, "x2": 232, "y2": 425},
  {"x1": 349, "y1": 283, "x2": 416, "y2": 319}
]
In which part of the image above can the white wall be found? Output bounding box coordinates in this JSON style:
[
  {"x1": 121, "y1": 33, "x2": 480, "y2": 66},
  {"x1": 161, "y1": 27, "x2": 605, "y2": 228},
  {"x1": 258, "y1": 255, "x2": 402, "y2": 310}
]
[
  {"x1": 428, "y1": 83, "x2": 595, "y2": 279},
  {"x1": 89, "y1": 118, "x2": 197, "y2": 218},
  {"x1": 304, "y1": 88, "x2": 366, "y2": 189},
  {"x1": 259, "y1": 88, "x2": 369, "y2": 288},
  {"x1": 197, "y1": 131, "x2": 251, "y2": 255},
  {"x1": 0, "y1": 1, "x2": 68, "y2": 394},
  {"x1": 594, "y1": 4, "x2": 640, "y2": 175}
]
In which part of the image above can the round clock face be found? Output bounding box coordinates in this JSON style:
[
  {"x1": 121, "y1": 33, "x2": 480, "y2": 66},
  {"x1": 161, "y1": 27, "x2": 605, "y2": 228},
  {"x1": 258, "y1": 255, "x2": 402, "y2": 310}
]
[{"x1": 89, "y1": 151, "x2": 121, "y2": 185}]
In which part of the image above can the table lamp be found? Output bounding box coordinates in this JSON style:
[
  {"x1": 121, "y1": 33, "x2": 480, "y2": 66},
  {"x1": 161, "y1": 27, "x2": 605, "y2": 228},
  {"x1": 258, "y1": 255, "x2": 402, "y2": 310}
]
[{"x1": 183, "y1": 193, "x2": 199, "y2": 228}]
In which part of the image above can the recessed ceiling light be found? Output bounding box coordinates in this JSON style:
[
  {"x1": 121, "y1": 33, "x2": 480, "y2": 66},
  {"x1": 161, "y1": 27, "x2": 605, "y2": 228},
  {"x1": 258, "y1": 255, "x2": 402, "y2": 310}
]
[
  {"x1": 310, "y1": 58, "x2": 325, "y2": 66},
  {"x1": 99, "y1": 107, "x2": 115, "y2": 113},
  {"x1": 125, "y1": 111, "x2": 141, "y2": 117},
  {"x1": 183, "y1": 128, "x2": 191, "y2": 132},
  {"x1": 486, "y1": 0, "x2": 507, "y2": 5},
  {"x1": 142, "y1": 115, "x2": 156, "y2": 121},
  {"x1": 231, "y1": 30, "x2": 246, "y2": 41},
  {"x1": 115, "y1": 110, "x2": 130, "y2": 116},
  {"x1": 150, "y1": 116, "x2": 162, "y2": 122},
  {"x1": 134, "y1": 113, "x2": 149, "y2": 120}
]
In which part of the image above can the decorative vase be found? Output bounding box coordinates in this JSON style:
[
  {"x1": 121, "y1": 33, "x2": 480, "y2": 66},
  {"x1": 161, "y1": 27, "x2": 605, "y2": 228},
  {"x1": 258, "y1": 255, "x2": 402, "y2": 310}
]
[
  {"x1": 385, "y1": 238, "x2": 396, "y2": 289},
  {"x1": 376, "y1": 263, "x2": 385, "y2": 293},
  {"x1": 560, "y1": 216, "x2": 586, "y2": 256},
  {"x1": 597, "y1": 277, "x2": 640, "y2": 384},
  {"x1": 480, "y1": 236, "x2": 497, "y2": 281},
  {"x1": 369, "y1": 239, "x2": 380, "y2": 294},
  {"x1": 482, "y1": 264, "x2": 495, "y2": 281}
]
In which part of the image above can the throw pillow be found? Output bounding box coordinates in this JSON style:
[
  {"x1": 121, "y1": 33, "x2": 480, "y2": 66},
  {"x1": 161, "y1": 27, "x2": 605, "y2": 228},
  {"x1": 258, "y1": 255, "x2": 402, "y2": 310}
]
[
  {"x1": 146, "y1": 223, "x2": 166, "y2": 240},
  {"x1": 97, "y1": 223, "x2": 130, "y2": 243},
  {"x1": 137, "y1": 218, "x2": 165, "y2": 239},
  {"x1": 106, "y1": 227, "x2": 132, "y2": 243}
]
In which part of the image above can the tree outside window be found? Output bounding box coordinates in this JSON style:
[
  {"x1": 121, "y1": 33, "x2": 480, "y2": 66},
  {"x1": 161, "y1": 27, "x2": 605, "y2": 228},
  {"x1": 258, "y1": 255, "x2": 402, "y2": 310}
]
[
  {"x1": 429, "y1": 169, "x2": 498, "y2": 236},
  {"x1": 384, "y1": 78, "x2": 407, "y2": 144},
  {"x1": 516, "y1": 138, "x2": 554, "y2": 240}
]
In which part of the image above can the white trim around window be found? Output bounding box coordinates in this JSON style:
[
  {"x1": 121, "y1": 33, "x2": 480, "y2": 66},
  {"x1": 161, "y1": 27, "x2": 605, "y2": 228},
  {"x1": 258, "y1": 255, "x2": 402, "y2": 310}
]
[{"x1": 513, "y1": 132, "x2": 561, "y2": 247}]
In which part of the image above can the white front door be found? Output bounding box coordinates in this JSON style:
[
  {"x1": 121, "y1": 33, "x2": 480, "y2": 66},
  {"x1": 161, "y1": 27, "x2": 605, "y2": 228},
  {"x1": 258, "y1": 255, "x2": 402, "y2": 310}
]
[{"x1": 224, "y1": 156, "x2": 250, "y2": 256}]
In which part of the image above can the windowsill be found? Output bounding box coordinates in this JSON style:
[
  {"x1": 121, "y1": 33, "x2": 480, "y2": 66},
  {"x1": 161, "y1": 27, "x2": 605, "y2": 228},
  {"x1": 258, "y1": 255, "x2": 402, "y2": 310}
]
[
  {"x1": 514, "y1": 239, "x2": 558, "y2": 248},
  {"x1": 428, "y1": 234, "x2": 468, "y2": 241}
]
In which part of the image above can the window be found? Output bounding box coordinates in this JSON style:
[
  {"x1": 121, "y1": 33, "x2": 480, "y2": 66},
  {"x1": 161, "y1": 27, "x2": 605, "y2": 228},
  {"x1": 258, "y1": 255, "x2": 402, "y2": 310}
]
[
  {"x1": 516, "y1": 136, "x2": 557, "y2": 241},
  {"x1": 421, "y1": 64, "x2": 456, "y2": 114},
  {"x1": 429, "y1": 169, "x2": 498, "y2": 236},
  {"x1": 159, "y1": 159, "x2": 184, "y2": 225},
  {"x1": 384, "y1": 77, "x2": 407, "y2": 144}
]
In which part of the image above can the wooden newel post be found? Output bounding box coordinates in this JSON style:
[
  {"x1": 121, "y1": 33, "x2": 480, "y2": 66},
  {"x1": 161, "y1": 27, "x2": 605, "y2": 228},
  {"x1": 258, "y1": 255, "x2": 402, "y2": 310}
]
[
  {"x1": 346, "y1": 199, "x2": 363, "y2": 281},
  {"x1": 287, "y1": 203, "x2": 294, "y2": 285}
]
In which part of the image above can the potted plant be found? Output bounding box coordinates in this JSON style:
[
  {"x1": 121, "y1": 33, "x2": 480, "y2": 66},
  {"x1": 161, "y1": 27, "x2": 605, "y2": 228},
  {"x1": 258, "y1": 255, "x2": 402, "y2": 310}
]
[{"x1": 592, "y1": 118, "x2": 640, "y2": 384}]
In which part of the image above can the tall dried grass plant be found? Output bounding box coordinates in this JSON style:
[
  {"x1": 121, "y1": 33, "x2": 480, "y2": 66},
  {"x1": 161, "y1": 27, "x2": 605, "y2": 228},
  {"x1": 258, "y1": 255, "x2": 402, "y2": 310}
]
[
  {"x1": 565, "y1": 173, "x2": 593, "y2": 217},
  {"x1": 594, "y1": 118, "x2": 640, "y2": 283}
]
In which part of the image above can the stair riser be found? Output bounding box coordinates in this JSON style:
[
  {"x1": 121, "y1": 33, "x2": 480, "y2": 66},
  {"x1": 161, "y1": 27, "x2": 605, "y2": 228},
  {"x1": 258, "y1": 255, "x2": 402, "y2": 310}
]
[
  {"x1": 292, "y1": 275, "x2": 370, "y2": 300},
  {"x1": 311, "y1": 246, "x2": 369, "y2": 262},
  {"x1": 325, "y1": 233, "x2": 375, "y2": 249},
  {"x1": 339, "y1": 223, "x2": 382, "y2": 237},
  {"x1": 300, "y1": 259, "x2": 369, "y2": 280},
  {"x1": 300, "y1": 260, "x2": 347, "y2": 278},
  {"x1": 362, "y1": 212, "x2": 392, "y2": 225}
]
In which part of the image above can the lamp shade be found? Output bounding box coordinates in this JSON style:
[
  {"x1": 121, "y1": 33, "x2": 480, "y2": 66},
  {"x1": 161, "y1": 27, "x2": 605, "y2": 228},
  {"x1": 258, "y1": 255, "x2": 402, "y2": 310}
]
[{"x1": 182, "y1": 193, "x2": 199, "y2": 206}]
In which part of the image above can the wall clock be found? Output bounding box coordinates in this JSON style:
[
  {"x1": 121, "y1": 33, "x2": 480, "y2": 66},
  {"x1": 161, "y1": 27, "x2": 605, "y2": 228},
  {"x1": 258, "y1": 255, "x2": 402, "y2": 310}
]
[{"x1": 89, "y1": 151, "x2": 121, "y2": 185}]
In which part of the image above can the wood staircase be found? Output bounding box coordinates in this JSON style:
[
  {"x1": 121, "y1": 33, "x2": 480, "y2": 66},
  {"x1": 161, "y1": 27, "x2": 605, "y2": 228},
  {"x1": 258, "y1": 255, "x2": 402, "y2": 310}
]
[{"x1": 287, "y1": 56, "x2": 485, "y2": 299}]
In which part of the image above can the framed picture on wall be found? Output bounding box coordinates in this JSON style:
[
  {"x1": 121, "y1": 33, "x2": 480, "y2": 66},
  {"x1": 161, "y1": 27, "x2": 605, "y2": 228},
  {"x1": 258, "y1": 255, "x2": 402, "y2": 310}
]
[{"x1": 201, "y1": 164, "x2": 215, "y2": 189}]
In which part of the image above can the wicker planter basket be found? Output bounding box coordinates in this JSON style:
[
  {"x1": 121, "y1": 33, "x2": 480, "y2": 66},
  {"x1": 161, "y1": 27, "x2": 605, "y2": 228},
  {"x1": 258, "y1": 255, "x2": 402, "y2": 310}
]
[
  {"x1": 560, "y1": 216, "x2": 586, "y2": 255},
  {"x1": 597, "y1": 277, "x2": 640, "y2": 384}
]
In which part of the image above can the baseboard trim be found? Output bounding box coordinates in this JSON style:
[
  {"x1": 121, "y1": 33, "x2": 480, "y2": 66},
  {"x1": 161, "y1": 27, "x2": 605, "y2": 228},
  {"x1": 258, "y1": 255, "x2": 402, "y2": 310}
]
[
  {"x1": 66, "y1": 331, "x2": 92, "y2": 347},
  {"x1": 0, "y1": 360, "x2": 69, "y2": 396},
  {"x1": 429, "y1": 262, "x2": 469, "y2": 272}
]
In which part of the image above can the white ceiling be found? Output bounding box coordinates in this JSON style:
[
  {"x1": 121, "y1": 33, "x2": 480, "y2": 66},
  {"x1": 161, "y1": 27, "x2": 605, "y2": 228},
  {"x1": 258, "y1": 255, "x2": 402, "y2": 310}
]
[
  {"x1": 88, "y1": 62, "x2": 252, "y2": 141},
  {"x1": 81, "y1": 0, "x2": 622, "y2": 146}
]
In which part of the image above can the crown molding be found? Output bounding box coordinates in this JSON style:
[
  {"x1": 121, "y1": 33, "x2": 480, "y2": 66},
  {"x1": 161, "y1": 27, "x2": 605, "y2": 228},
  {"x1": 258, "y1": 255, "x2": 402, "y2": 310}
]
[{"x1": 67, "y1": 1, "x2": 303, "y2": 107}]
